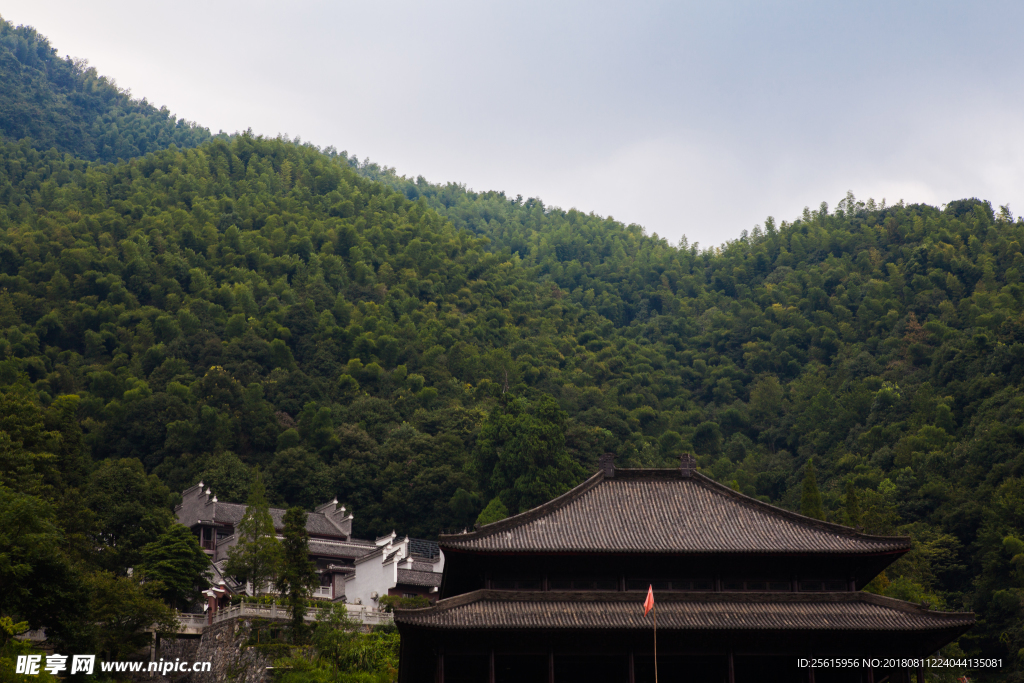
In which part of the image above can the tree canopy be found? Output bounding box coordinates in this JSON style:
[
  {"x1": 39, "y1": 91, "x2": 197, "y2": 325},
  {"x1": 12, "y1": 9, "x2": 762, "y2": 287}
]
[{"x1": 0, "y1": 16, "x2": 1023, "y2": 676}]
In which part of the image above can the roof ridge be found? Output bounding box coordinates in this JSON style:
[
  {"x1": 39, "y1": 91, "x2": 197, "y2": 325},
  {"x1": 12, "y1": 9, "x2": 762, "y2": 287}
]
[
  {"x1": 438, "y1": 471, "x2": 605, "y2": 546},
  {"x1": 439, "y1": 467, "x2": 910, "y2": 553},
  {"x1": 685, "y1": 472, "x2": 911, "y2": 546}
]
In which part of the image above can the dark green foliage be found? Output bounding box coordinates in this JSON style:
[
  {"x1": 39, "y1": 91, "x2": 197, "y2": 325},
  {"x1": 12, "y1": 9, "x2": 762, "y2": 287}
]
[
  {"x1": 83, "y1": 458, "x2": 175, "y2": 572},
  {"x1": 278, "y1": 506, "x2": 317, "y2": 642},
  {"x1": 449, "y1": 487, "x2": 481, "y2": 528},
  {"x1": 86, "y1": 570, "x2": 177, "y2": 661},
  {"x1": 1, "y1": 29, "x2": 1024, "y2": 672},
  {"x1": 475, "y1": 393, "x2": 583, "y2": 513},
  {"x1": 224, "y1": 472, "x2": 281, "y2": 594},
  {"x1": 137, "y1": 523, "x2": 211, "y2": 610},
  {"x1": 475, "y1": 497, "x2": 509, "y2": 527},
  {"x1": 844, "y1": 481, "x2": 861, "y2": 527},
  {"x1": 0, "y1": 16, "x2": 212, "y2": 162},
  {"x1": 377, "y1": 595, "x2": 430, "y2": 612},
  {"x1": 274, "y1": 604, "x2": 399, "y2": 682},
  {"x1": 0, "y1": 486, "x2": 84, "y2": 639},
  {"x1": 800, "y1": 458, "x2": 824, "y2": 520}
]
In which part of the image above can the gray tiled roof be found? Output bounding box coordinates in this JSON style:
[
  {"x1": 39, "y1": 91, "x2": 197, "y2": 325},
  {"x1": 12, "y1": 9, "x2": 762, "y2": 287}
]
[
  {"x1": 204, "y1": 502, "x2": 348, "y2": 538},
  {"x1": 268, "y1": 508, "x2": 344, "y2": 538},
  {"x1": 440, "y1": 470, "x2": 910, "y2": 555},
  {"x1": 397, "y1": 569, "x2": 443, "y2": 588},
  {"x1": 394, "y1": 590, "x2": 975, "y2": 632},
  {"x1": 307, "y1": 539, "x2": 377, "y2": 559}
]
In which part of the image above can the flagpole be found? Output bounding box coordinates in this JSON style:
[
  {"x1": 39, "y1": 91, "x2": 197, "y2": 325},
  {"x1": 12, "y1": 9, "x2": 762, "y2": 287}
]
[{"x1": 653, "y1": 603, "x2": 658, "y2": 683}]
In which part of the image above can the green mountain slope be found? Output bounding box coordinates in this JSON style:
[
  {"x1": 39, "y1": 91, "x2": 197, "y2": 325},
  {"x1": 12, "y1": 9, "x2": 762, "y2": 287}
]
[
  {"x1": 0, "y1": 15, "x2": 212, "y2": 161},
  {"x1": 1, "y1": 21, "x2": 1023, "y2": 675}
]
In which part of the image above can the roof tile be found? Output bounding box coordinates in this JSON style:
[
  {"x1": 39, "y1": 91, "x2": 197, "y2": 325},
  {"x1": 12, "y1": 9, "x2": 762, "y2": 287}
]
[
  {"x1": 440, "y1": 470, "x2": 909, "y2": 555},
  {"x1": 396, "y1": 590, "x2": 974, "y2": 632}
]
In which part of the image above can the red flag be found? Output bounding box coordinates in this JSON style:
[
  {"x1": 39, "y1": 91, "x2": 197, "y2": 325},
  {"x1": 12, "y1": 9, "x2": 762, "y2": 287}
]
[{"x1": 643, "y1": 585, "x2": 655, "y2": 616}]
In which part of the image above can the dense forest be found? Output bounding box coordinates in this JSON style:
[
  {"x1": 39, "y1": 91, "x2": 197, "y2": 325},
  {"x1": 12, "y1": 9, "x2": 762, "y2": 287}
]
[{"x1": 1, "y1": 14, "x2": 1023, "y2": 681}]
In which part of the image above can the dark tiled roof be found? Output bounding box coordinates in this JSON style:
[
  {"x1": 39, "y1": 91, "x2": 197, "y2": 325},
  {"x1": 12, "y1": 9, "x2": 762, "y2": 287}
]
[
  {"x1": 209, "y1": 502, "x2": 246, "y2": 524},
  {"x1": 440, "y1": 470, "x2": 910, "y2": 555},
  {"x1": 397, "y1": 569, "x2": 443, "y2": 588},
  {"x1": 307, "y1": 539, "x2": 377, "y2": 559},
  {"x1": 206, "y1": 502, "x2": 347, "y2": 538},
  {"x1": 395, "y1": 590, "x2": 974, "y2": 632},
  {"x1": 268, "y1": 508, "x2": 344, "y2": 538}
]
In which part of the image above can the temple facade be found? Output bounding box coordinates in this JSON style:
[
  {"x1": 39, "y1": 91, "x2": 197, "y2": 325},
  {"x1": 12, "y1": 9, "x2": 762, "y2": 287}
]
[
  {"x1": 174, "y1": 483, "x2": 443, "y2": 610},
  {"x1": 394, "y1": 455, "x2": 973, "y2": 683}
]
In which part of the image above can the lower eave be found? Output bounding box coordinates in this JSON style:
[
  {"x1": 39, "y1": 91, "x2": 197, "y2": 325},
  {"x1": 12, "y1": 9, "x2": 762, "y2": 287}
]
[
  {"x1": 439, "y1": 548, "x2": 908, "y2": 558},
  {"x1": 395, "y1": 589, "x2": 974, "y2": 633}
]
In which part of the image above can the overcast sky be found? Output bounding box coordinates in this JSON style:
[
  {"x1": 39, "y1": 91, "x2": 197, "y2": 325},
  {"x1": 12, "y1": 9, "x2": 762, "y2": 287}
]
[{"x1": 4, "y1": 1, "x2": 1023, "y2": 247}]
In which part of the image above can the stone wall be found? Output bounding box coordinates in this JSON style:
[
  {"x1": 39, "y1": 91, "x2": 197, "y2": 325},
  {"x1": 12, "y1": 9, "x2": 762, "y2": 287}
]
[{"x1": 139, "y1": 620, "x2": 274, "y2": 683}]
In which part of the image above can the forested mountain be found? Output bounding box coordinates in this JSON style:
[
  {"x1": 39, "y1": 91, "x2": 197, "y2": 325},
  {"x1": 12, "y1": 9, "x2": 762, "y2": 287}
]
[
  {"x1": 0, "y1": 15, "x2": 212, "y2": 162},
  {"x1": 1, "y1": 17, "x2": 1023, "y2": 679}
]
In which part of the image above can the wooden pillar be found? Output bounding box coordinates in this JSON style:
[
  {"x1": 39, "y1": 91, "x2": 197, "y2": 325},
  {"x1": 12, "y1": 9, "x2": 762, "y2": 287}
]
[
  {"x1": 916, "y1": 666, "x2": 924, "y2": 683},
  {"x1": 434, "y1": 646, "x2": 444, "y2": 683},
  {"x1": 866, "y1": 664, "x2": 875, "y2": 683},
  {"x1": 728, "y1": 650, "x2": 735, "y2": 683},
  {"x1": 489, "y1": 647, "x2": 495, "y2": 683},
  {"x1": 628, "y1": 650, "x2": 635, "y2": 683},
  {"x1": 548, "y1": 649, "x2": 554, "y2": 683},
  {"x1": 808, "y1": 665, "x2": 816, "y2": 683}
]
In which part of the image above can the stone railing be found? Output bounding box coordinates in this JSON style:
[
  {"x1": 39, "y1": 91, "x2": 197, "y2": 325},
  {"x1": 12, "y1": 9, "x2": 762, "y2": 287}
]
[
  {"x1": 344, "y1": 604, "x2": 395, "y2": 627},
  {"x1": 176, "y1": 613, "x2": 208, "y2": 635},
  {"x1": 211, "y1": 603, "x2": 317, "y2": 625},
  {"x1": 209, "y1": 602, "x2": 392, "y2": 626}
]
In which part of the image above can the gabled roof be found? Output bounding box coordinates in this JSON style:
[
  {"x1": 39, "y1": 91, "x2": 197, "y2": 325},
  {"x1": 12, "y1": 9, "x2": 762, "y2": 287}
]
[
  {"x1": 397, "y1": 569, "x2": 443, "y2": 588},
  {"x1": 307, "y1": 538, "x2": 376, "y2": 560},
  {"x1": 439, "y1": 469, "x2": 910, "y2": 555},
  {"x1": 394, "y1": 590, "x2": 974, "y2": 632},
  {"x1": 200, "y1": 501, "x2": 346, "y2": 537},
  {"x1": 175, "y1": 483, "x2": 355, "y2": 539}
]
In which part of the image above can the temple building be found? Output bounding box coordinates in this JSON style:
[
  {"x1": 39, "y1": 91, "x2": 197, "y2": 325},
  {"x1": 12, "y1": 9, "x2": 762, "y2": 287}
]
[
  {"x1": 175, "y1": 482, "x2": 375, "y2": 601},
  {"x1": 394, "y1": 455, "x2": 974, "y2": 683},
  {"x1": 174, "y1": 483, "x2": 443, "y2": 609}
]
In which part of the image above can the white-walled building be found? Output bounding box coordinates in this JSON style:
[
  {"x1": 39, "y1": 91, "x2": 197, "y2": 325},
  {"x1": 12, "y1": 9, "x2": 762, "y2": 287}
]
[
  {"x1": 345, "y1": 533, "x2": 444, "y2": 609},
  {"x1": 175, "y1": 482, "x2": 444, "y2": 615}
]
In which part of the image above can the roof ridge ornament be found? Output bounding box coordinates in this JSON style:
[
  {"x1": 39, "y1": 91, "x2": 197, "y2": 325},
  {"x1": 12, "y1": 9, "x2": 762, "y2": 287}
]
[
  {"x1": 599, "y1": 453, "x2": 616, "y2": 478},
  {"x1": 680, "y1": 453, "x2": 696, "y2": 477}
]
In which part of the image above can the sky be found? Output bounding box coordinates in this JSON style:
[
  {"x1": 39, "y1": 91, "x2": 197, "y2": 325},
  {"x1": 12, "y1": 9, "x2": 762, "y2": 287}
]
[{"x1": 4, "y1": 0, "x2": 1024, "y2": 248}]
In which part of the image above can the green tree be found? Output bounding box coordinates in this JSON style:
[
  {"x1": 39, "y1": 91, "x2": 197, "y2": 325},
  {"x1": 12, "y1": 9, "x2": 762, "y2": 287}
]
[
  {"x1": 277, "y1": 506, "x2": 317, "y2": 643},
  {"x1": 449, "y1": 488, "x2": 481, "y2": 528},
  {"x1": 0, "y1": 487, "x2": 85, "y2": 644},
  {"x1": 137, "y1": 524, "x2": 211, "y2": 610},
  {"x1": 83, "y1": 458, "x2": 174, "y2": 573},
  {"x1": 224, "y1": 472, "x2": 281, "y2": 595},
  {"x1": 800, "y1": 458, "x2": 825, "y2": 520},
  {"x1": 475, "y1": 394, "x2": 584, "y2": 513},
  {"x1": 844, "y1": 481, "x2": 862, "y2": 527},
  {"x1": 475, "y1": 497, "x2": 509, "y2": 527},
  {"x1": 87, "y1": 571, "x2": 178, "y2": 662}
]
